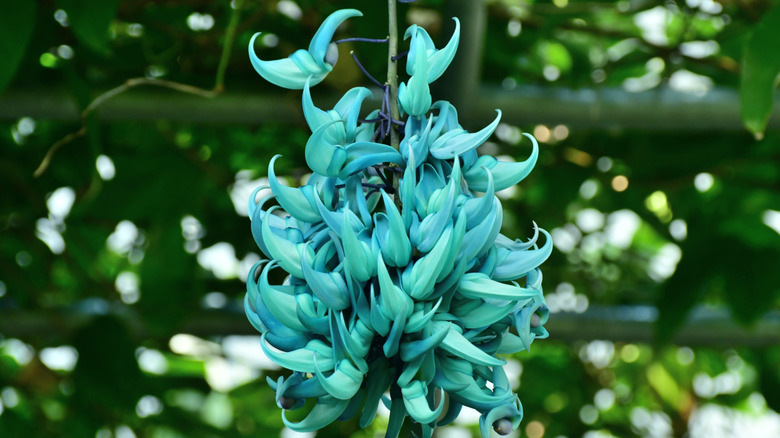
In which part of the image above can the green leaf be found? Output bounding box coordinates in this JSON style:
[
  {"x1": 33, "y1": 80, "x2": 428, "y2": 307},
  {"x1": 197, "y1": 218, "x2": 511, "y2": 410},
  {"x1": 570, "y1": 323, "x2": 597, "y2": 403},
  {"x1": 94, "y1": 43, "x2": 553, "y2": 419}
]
[
  {"x1": 740, "y1": 7, "x2": 780, "y2": 140},
  {"x1": 0, "y1": 2, "x2": 35, "y2": 94},
  {"x1": 57, "y1": 0, "x2": 121, "y2": 54},
  {"x1": 654, "y1": 235, "x2": 712, "y2": 343},
  {"x1": 72, "y1": 316, "x2": 146, "y2": 416},
  {"x1": 720, "y1": 243, "x2": 780, "y2": 325}
]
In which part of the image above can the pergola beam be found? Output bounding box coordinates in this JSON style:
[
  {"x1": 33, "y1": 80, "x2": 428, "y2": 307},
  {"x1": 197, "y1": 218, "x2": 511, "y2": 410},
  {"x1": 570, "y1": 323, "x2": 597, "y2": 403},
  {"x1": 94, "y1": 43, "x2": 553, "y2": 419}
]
[
  {"x1": 2, "y1": 86, "x2": 779, "y2": 131},
  {"x1": 2, "y1": 305, "x2": 778, "y2": 346}
]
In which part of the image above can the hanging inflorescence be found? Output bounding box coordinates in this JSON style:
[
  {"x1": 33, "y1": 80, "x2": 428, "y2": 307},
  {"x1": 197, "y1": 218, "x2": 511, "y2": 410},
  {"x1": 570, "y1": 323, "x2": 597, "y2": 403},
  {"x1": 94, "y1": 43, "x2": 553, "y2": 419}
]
[{"x1": 245, "y1": 7, "x2": 552, "y2": 438}]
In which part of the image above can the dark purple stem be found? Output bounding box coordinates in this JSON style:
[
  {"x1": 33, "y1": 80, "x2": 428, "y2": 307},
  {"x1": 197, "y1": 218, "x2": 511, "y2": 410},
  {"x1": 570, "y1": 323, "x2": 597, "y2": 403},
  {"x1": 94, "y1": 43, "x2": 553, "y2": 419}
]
[
  {"x1": 391, "y1": 51, "x2": 408, "y2": 61},
  {"x1": 336, "y1": 37, "x2": 389, "y2": 44},
  {"x1": 350, "y1": 52, "x2": 385, "y2": 89}
]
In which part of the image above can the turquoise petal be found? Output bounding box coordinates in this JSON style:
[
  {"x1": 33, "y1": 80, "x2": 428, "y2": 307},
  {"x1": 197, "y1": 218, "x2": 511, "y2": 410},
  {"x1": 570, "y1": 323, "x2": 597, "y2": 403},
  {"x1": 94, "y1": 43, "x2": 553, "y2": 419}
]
[
  {"x1": 462, "y1": 168, "x2": 495, "y2": 229},
  {"x1": 295, "y1": 293, "x2": 330, "y2": 336},
  {"x1": 404, "y1": 18, "x2": 460, "y2": 83},
  {"x1": 434, "y1": 356, "x2": 473, "y2": 392},
  {"x1": 340, "y1": 141, "x2": 405, "y2": 178},
  {"x1": 249, "y1": 9, "x2": 361, "y2": 89},
  {"x1": 258, "y1": 261, "x2": 308, "y2": 332},
  {"x1": 400, "y1": 114, "x2": 433, "y2": 166},
  {"x1": 282, "y1": 395, "x2": 350, "y2": 432},
  {"x1": 303, "y1": 78, "x2": 372, "y2": 141},
  {"x1": 355, "y1": 109, "x2": 380, "y2": 142},
  {"x1": 514, "y1": 302, "x2": 550, "y2": 352},
  {"x1": 306, "y1": 120, "x2": 348, "y2": 177},
  {"x1": 479, "y1": 400, "x2": 523, "y2": 438},
  {"x1": 401, "y1": 380, "x2": 444, "y2": 424},
  {"x1": 300, "y1": 244, "x2": 351, "y2": 310},
  {"x1": 334, "y1": 87, "x2": 374, "y2": 141},
  {"x1": 260, "y1": 335, "x2": 334, "y2": 373},
  {"x1": 398, "y1": 77, "x2": 431, "y2": 117},
  {"x1": 449, "y1": 378, "x2": 515, "y2": 411},
  {"x1": 249, "y1": 36, "x2": 330, "y2": 89},
  {"x1": 458, "y1": 197, "x2": 501, "y2": 264},
  {"x1": 268, "y1": 155, "x2": 321, "y2": 223},
  {"x1": 457, "y1": 273, "x2": 538, "y2": 302},
  {"x1": 369, "y1": 284, "x2": 391, "y2": 336},
  {"x1": 398, "y1": 34, "x2": 431, "y2": 116},
  {"x1": 399, "y1": 324, "x2": 448, "y2": 362},
  {"x1": 333, "y1": 313, "x2": 372, "y2": 368},
  {"x1": 409, "y1": 225, "x2": 454, "y2": 300},
  {"x1": 430, "y1": 101, "x2": 461, "y2": 139},
  {"x1": 430, "y1": 110, "x2": 501, "y2": 159},
  {"x1": 386, "y1": 395, "x2": 407, "y2": 438},
  {"x1": 314, "y1": 358, "x2": 364, "y2": 400},
  {"x1": 308, "y1": 9, "x2": 363, "y2": 69},
  {"x1": 261, "y1": 206, "x2": 313, "y2": 278},
  {"x1": 312, "y1": 188, "x2": 365, "y2": 237},
  {"x1": 377, "y1": 254, "x2": 413, "y2": 321},
  {"x1": 436, "y1": 322, "x2": 505, "y2": 366},
  {"x1": 464, "y1": 133, "x2": 539, "y2": 192},
  {"x1": 274, "y1": 372, "x2": 328, "y2": 400},
  {"x1": 302, "y1": 77, "x2": 335, "y2": 134},
  {"x1": 400, "y1": 149, "x2": 417, "y2": 229},
  {"x1": 493, "y1": 228, "x2": 553, "y2": 281},
  {"x1": 342, "y1": 209, "x2": 376, "y2": 282},
  {"x1": 359, "y1": 358, "x2": 392, "y2": 428},
  {"x1": 397, "y1": 355, "x2": 425, "y2": 388},
  {"x1": 453, "y1": 299, "x2": 517, "y2": 329},
  {"x1": 374, "y1": 190, "x2": 412, "y2": 267},
  {"x1": 405, "y1": 298, "x2": 442, "y2": 333}
]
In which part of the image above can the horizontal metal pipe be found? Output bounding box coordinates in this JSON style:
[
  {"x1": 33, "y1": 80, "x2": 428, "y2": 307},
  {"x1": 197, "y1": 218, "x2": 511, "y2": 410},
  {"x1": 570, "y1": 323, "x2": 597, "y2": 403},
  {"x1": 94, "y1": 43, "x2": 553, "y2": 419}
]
[
  {"x1": 2, "y1": 86, "x2": 778, "y2": 130},
  {"x1": 1, "y1": 305, "x2": 777, "y2": 346}
]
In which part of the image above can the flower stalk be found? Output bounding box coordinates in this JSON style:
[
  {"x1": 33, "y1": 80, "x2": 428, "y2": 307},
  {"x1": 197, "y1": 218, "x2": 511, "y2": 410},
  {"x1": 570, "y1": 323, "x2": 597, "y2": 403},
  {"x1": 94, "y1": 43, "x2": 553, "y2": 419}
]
[{"x1": 387, "y1": 0, "x2": 401, "y2": 151}]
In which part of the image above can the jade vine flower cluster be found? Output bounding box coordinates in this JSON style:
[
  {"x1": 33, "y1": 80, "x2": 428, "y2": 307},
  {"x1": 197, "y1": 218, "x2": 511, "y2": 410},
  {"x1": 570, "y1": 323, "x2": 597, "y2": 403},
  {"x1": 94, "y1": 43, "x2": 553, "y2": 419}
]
[{"x1": 245, "y1": 8, "x2": 552, "y2": 438}]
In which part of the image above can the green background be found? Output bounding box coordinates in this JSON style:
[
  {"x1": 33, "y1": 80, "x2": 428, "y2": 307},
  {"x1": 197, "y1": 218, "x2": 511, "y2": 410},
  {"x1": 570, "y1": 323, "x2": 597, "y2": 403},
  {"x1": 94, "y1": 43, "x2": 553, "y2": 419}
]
[{"x1": 1, "y1": 0, "x2": 779, "y2": 437}]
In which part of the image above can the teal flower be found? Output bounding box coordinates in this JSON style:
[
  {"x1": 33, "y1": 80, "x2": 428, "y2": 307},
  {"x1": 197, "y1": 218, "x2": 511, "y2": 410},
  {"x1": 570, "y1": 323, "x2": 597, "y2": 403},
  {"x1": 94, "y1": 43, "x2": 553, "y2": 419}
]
[
  {"x1": 245, "y1": 7, "x2": 552, "y2": 438},
  {"x1": 249, "y1": 9, "x2": 362, "y2": 89},
  {"x1": 404, "y1": 18, "x2": 460, "y2": 83}
]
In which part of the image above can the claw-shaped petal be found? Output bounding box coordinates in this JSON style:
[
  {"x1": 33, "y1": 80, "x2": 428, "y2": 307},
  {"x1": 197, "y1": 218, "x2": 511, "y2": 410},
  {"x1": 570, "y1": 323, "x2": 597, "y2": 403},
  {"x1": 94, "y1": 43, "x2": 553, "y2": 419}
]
[
  {"x1": 479, "y1": 400, "x2": 523, "y2": 438},
  {"x1": 399, "y1": 324, "x2": 448, "y2": 362},
  {"x1": 340, "y1": 141, "x2": 405, "y2": 178},
  {"x1": 258, "y1": 260, "x2": 308, "y2": 332},
  {"x1": 404, "y1": 18, "x2": 460, "y2": 83},
  {"x1": 249, "y1": 9, "x2": 362, "y2": 89},
  {"x1": 464, "y1": 133, "x2": 539, "y2": 192},
  {"x1": 493, "y1": 228, "x2": 553, "y2": 281},
  {"x1": 306, "y1": 120, "x2": 349, "y2": 177},
  {"x1": 374, "y1": 190, "x2": 412, "y2": 267},
  {"x1": 401, "y1": 380, "x2": 444, "y2": 424},
  {"x1": 268, "y1": 155, "x2": 322, "y2": 223},
  {"x1": 260, "y1": 335, "x2": 335, "y2": 373},
  {"x1": 314, "y1": 357, "x2": 364, "y2": 400},
  {"x1": 303, "y1": 78, "x2": 373, "y2": 141},
  {"x1": 308, "y1": 9, "x2": 363, "y2": 69},
  {"x1": 282, "y1": 395, "x2": 350, "y2": 432},
  {"x1": 342, "y1": 210, "x2": 376, "y2": 282},
  {"x1": 301, "y1": 244, "x2": 351, "y2": 310},
  {"x1": 430, "y1": 110, "x2": 501, "y2": 159},
  {"x1": 261, "y1": 206, "x2": 314, "y2": 278},
  {"x1": 457, "y1": 272, "x2": 539, "y2": 303},
  {"x1": 398, "y1": 31, "x2": 432, "y2": 116},
  {"x1": 435, "y1": 322, "x2": 505, "y2": 366}
]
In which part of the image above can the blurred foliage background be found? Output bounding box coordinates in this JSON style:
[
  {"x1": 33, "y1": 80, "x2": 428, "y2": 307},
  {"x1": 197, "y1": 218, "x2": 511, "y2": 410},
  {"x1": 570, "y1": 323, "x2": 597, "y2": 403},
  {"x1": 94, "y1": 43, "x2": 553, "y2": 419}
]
[{"x1": 1, "y1": 0, "x2": 780, "y2": 437}]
